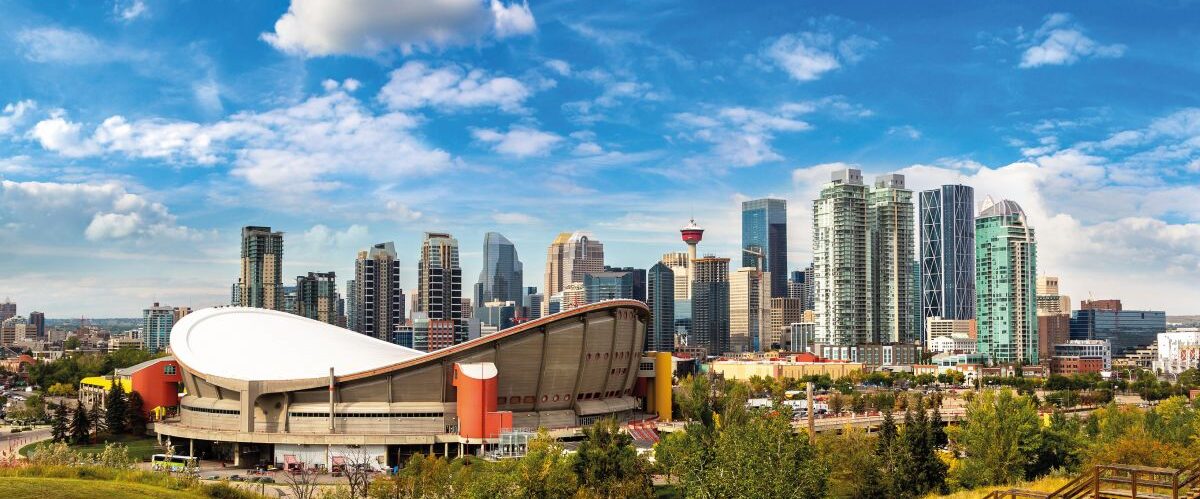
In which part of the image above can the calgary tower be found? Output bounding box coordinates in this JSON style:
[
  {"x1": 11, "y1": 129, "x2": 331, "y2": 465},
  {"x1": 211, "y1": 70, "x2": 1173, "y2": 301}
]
[{"x1": 680, "y1": 219, "x2": 704, "y2": 299}]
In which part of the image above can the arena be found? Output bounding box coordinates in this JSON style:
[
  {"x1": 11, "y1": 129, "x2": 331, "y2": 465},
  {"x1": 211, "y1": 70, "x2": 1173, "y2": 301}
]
[{"x1": 153, "y1": 299, "x2": 658, "y2": 469}]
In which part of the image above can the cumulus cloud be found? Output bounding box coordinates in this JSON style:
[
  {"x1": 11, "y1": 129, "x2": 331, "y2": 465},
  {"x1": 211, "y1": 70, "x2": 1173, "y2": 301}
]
[
  {"x1": 760, "y1": 19, "x2": 878, "y2": 81},
  {"x1": 0, "y1": 100, "x2": 36, "y2": 136},
  {"x1": 562, "y1": 69, "x2": 663, "y2": 123},
  {"x1": 261, "y1": 0, "x2": 537, "y2": 58},
  {"x1": 377, "y1": 61, "x2": 532, "y2": 112},
  {"x1": 471, "y1": 126, "x2": 562, "y2": 157},
  {"x1": 0, "y1": 180, "x2": 198, "y2": 242},
  {"x1": 1019, "y1": 13, "x2": 1125, "y2": 68}
]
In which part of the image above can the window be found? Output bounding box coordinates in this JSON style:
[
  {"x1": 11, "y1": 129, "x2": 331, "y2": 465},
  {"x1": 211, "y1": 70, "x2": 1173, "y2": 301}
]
[{"x1": 164, "y1": 364, "x2": 177, "y2": 376}]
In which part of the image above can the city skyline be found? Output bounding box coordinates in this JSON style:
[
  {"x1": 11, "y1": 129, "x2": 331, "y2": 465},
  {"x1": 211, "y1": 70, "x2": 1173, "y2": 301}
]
[{"x1": 2, "y1": 1, "x2": 1200, "y2": 316}]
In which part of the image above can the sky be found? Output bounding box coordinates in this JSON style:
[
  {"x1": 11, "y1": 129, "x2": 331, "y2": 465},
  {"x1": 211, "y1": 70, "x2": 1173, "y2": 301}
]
[{"x1": 1, "y1": 0, "x2": 1199, "y2": 317}]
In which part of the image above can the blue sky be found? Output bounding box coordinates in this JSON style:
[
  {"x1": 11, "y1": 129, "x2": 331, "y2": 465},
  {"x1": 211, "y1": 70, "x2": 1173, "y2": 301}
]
[{"x1": 1, "y1": 0, "x2": 1199, "y2": 317}]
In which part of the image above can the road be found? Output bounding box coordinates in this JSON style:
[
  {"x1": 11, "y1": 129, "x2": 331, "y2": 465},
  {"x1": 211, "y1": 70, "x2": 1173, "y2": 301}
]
[{"x1": 0, "y1": 426, "x2": 51, "y2": 457}]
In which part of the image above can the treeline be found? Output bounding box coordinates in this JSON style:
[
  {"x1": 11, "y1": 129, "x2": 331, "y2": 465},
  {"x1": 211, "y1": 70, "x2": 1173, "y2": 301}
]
[
  {"x1": 29, "y1": 348, "x2": 162, "y2": 389},
  {"x1": 49, "y1": 380, "x2": 147, "y2": 445}
]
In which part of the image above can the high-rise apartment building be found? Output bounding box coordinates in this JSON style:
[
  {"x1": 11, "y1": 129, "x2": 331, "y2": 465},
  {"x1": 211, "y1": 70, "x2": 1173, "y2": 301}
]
[
  {"x1": 813, "y1": 169, "x2": 869, "y2": 346},
  {"x1": 354, "y1": 242, "x2": 404, "y2": 341},
  {"x1": 418, "y1": 232, "x2": 465, "y2": 345},
  {"x1": 742, "y1": 199, "x2": 787, "y2": 297},
  {"x1": 975, "y1": 197, "x2": 1038, "y2": 364},
  {"x1": 768, "y1": 297, "x2": 803, "y2": 350},
  {"x1": 143, "y1": 302, "x2": 175, "y2": 353},
  {"x1": 1036, "y1": 276, "x2": 1072, "y2": 316},
  {"x1": 919, "y1": 184, "x2": 976, "y2": 333},
  {"x1": 729, "y1": 267, "x2": 770, "y2": 352},
  {"x1": 238, "y1": 226, "x2": 284, "y2": 310},
  {"x1": 345, "y1": 279, "x2": 357, "y2": 331},
  {"x1": 787, "y1": 268, "x2": 815, "y2": 311},
  {"x1": 691, "y1": 256, "x2": 730, "y2": 356},
  {"x1": 868, "y1": 174, "x2": 915, "y2": 343},
  {"x1": 474, "y1": 232, "x2": 524, "y2": 314},
  {"x1": 542, "y1": 232, "x2": 604, "y2": 314},
  {"x1": 661, "y1": 252, "x2": 690, "y2": 301},
  {"x1": 0, "y1": 299, "x2": 15, "y2": 322},
  {"x1": 296, "y1": 271, "x2": 338, "y2": 325},
  {"x1": 647, "y1": 263, "x2": 675, "y2": 352}
]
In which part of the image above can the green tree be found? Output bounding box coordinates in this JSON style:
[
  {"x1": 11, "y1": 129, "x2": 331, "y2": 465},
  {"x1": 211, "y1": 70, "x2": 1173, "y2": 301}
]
[
  {"x1": 513, "y1": 430, "x2": 578, "y2": 498},
  {"x1": 64, "y1": 336, "x2": 80, "y2": 350},
  {"x1": 827, "y1": 392, "x2": 845, "y2": 416},
  {"x1": 1031, "y1": 412, "x2": 1085, "y2": 477},
  {"x1": 818, "y1": 427, "x2": 887, "y2": 499},
  {"x1": 704, "y1": 411, "x2": 827, "y2": 499},
  {"x1": 105, "y1": 379, "x2": 128, "y2": 435},
  {"x1": 70, "y1": 404, "x2": 91, "y2": 444},
  {"x1": 573, "y1": 418, "x2": 652, "y2": 498},
  {"x1": 676, "y1": 375, "x2": 715, "y2": 427},
  {"x1": 126, "y1": 391, "x2": 148, "y2": 436},
  {"x1": 87, "y1": 399, "x2": 105, "y2": 436},
  {"x1": 948, "y1": 389, "x2": 1042, "y2": 488},
  {"x1": 50, "y1": 402, "x2": 70, "y2": 442}
]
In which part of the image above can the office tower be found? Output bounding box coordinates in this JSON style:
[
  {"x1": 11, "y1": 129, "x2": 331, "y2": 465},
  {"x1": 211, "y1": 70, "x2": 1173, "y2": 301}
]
[
  {"x1": 661, "y1": 252, "x2": 690, "y2": 301},
  {"x1": 681, "y1": 220, "x2": 704, "y2": 299},
  {"x1": 230, "y1": 283, "x2": 241, "y2": 306},
  {"x1": 561, "y1": 283, "x2": 587, "y2": 311},
  {"x1": 238, "y1": 226, "x2": 284, "y2": 310},
  {"x1": 296, "y1": 271, "x2": 338, "y2": 325},
  {"x1": 975, "y1": 197, "x2": 1038, "y2": 364},
  {"x1": 525, "y1": 292, "x2": 543, "y2": 320},
  {"x1": 345, "y1": 279, "x2": 357, "y2": 331},
  {"x1": 0, "y1": 299, "x2": 14, "y2": 322},
  {"x1": 172, "y1": 307, "x2": 192, "y2": 325},
  {"x1": 409, "y1": 312, "x2": 455, "y2": 352},
  {"x1": 788, "y1": 271, "x2": 804, "y2": 300},
  {"x1": 394, "y1": 321, "x2": 414, "y2": 349},
  {"x1": 1070, "y1": 307, "x2": 1165, "y2": 355},
  {"x1": 282, "y1": 286, "x2": 298, "y2": 315},
  {"x1": 919, "y1": 184, "x2": 976, "y2": 329},
  {"x1": 475, "y1": 232, "x2": 524, "y2": 313},
  {"x1": 691, "y1": 256, "x2": 730, "y2": 356},
  {"x1": 335, "y1": 296, "x2": 346, "y2": 328},
  {"x1": 813, "y1": 169, "x2": 869, "y2": 346},
  {"x1": 461, "y1": 298, "x2": 472, "y2": 321},
  {"x1": 741, "y1": 199, "x2": 787, "y2": 297},
  {"x1": 28, "y1": 311, "x2": 44, "y2": 340},
  {"x1": 143, "y1": 302, "x2": 175, "y2": 353},
  {"x1": 729, "y1": 267, "x2": 769, "y2": 352},
  {"x1": 910, "y1": 260, "x2": 922, "y2": 341},
  {"x1": 769, "y1": 297, "x2": 802, "y2": 350},
  {"x1": 479, "y1": 301, "x2": 518, "y2": 331},
  {"x1": 647, "y1": 263, "x2": 675, "y2": 352},
  {"x1": 418, "y1": 232, "x2": 465, "y2": 345},
  {"x1": 603, "y1": 266, "x2": 646, "y2": 302},
  {"x1": 1036, "y1": 276, "x2": 1072, "y2": 315},
  {"x1": 584, "y1": 271, "x2": 635, "y2": 302},
  {"x1": 868, "y1": 174, "x2": 915, "y2": 344},
  {"x1": 1081, "y1": 299, "x2": 1122, "y2": 312},
  {"x1": 547, "y1": 293, "x2": 563, "y2": 315},
  {"x1": 354, "y1": 242, "x2": 404, "y2": 341},
  {"x1": 789, "y1": 322, "x2": 817, "y2": 353},
  {"x1": 542, "y1": 232, "x2": 604, "y2": 314}
]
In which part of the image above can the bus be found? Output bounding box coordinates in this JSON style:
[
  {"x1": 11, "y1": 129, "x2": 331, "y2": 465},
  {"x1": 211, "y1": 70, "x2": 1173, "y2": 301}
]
[{"x1": 151, "y1": 454, "x2": 199, "y2": 473}]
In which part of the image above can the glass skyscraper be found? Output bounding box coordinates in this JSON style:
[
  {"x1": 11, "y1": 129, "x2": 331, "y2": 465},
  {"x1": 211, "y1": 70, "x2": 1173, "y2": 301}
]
[
  {"x1": 1069, "y1": 309, "x2": 1165, "y2": 355},
  {"x1": 975, "y1": 197, "x2": 1038, "y2": 365},
  {"x1": 647, "y1": 263, "x2": 675, "y2": 352},
  {"x1": 474, "y1": 232, "x2": 524, "y2": 312},
  {"x1": 741, "y1": 198, "x2": 787, "y2": 298},
  {"x1": 919, "y1": 184, "x2": 976, "y2": 335}
]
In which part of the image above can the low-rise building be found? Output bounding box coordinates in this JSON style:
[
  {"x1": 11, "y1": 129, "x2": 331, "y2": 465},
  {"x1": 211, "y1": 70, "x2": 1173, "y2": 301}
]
[
  {"x1": 925, "y1": 318, "x2": 976, "y2": 341},
  {"x1": 928, "y1": 335, "x2": 977, "y2": 354},
  {"x1": 1155, "y1": 330, "x2": 1200, "y2": 375},
  {"x1": 1050, "y1": 356, "x2": 1105, "y2": 376},
  {"x1": 812, "y1": 342, "x2": 921, "y2": 368},
  {"x1": 1052, "y1": 339, "x2": 1112, "y2": 370},
  {"x1": 710, "y1": 359, "x2": 865, "y2": 381},
  {"x1": 78, "y1": 356, "x2": 182, "y2": 421}
]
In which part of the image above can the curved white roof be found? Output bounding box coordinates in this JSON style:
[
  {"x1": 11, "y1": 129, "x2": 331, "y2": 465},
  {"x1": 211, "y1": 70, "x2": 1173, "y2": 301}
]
[{"x1": 170, "y1": 307, "x2": 426, "y2": 381}]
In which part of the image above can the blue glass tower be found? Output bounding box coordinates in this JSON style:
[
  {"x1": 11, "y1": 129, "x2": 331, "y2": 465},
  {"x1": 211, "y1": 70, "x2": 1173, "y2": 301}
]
[
  {"x1": 741, "y1": 198, "x2": 787, "y2": 298},
  {"x1": 919, "y1": 185, "x2": 975, "y2": 333}
]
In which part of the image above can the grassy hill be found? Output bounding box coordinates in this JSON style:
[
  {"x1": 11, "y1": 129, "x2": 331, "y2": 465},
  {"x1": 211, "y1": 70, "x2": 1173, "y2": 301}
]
[
  {"x1": 927, "y1": 476, "x2": 1071, "y2": 499},
  {"x1": 0, "y1": 477, "x2": 209, "y2": 499}
]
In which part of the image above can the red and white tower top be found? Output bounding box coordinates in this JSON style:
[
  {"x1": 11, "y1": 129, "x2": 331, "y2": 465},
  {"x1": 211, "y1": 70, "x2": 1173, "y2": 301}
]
[{"x1": 680, "y1": 219, "x2": 704, "y2": 244}]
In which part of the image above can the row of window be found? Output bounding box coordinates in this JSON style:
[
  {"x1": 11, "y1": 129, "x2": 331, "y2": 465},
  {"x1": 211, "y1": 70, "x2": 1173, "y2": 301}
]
[
  {"x1": 288, "y1": 412, "x2": 445, "y2": 418},
  {"x1": 182, "y1": 405, "x2": 239, "y2": 415},
  {"x1": 497, "y1": 388, "x2": 633, "y2": 406}
]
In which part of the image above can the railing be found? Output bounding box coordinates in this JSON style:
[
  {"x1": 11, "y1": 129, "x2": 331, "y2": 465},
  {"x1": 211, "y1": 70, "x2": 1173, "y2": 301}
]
[{"x1": 984, "y1": 456, "x2": 1200, "y2": 499}]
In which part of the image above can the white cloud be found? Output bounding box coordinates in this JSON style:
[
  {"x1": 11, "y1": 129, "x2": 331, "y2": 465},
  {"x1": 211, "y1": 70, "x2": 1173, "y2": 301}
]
[
  {"x1": 673, "y1": 102, "x2": 832, "y2": 167},
  {"x1": 262, "y1": 0, "x2": 536, "y2": 58},
  {"x1": 887, "y1": 125, "x2": 922, "y2": 140},
  {"x1": 15, "y1": 27, "x2": 142, "y2": 64},
  {"x1": 760, "y1": 23, "x2": 878, "y2": 81},
  {"x1": 115, "y1": 0, "x2": 148, "y2": 22},
  {"x1": 471, "y1": 126, "x2": 562, "y2": 157},
  {"x1": 544, "y1": 59, "x2": 571, "y2": 76},
  {"x1": 0, "y1": 100, "x2": 36, "y2": 136},
  {"x1": 29, "y1": 114, "x2": 102, "y2": 157},
  {"x1": 572, "y1": 142, "x2": 603, "y2": 156},
  {"x1": 378, "y1": 61, "x2": 532, "y2": 112},
  {"x1": 563, "y1": 69, "x2": 663, "y2": 123},
  {"x1": 0, "y1": 179, "x2": 198, "y2": 242},
  {"x1": 1019, "y1": 13, "x2": 1125, "y2": 68},
  {"x1": 491, "y1": 211, "x2": 539, "y2": 224}
]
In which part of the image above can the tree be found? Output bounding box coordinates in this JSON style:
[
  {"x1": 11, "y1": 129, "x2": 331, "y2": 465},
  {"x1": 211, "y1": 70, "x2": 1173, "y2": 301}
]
[
  {"x1": 827, "y1": 392, "x2": 845, "y2": 416},
  {"x1": 513, "y1": 430, "x2": 578, "y2": 498},
  {"x1": 929, "y1": 404, "x2": 947, "y2": 448},
  {"x1": 46, "y1": 382, "x2": 77, "y2": 397},
  {"x1": 704, "y1": 411, "x2": 827, "y2": 498},
  {"x1": 1031, "y1": 412, "x2": 1085, "y2": 477},
  {"x1": 87, "y1": 399, "x2": 105, "y2": 436},
  {"x1": 50, "y1": 403, "x2": 70, "y2": 443},
  {"x1": 948, "y1": 389, "x2": 1042, "y2": 488},
  {"x1": 64, "y1": 336, "x2": 80, "y2": 350},
  {"x1": 105, "y1": 379, "x2": 128, "y2": 435},
  {"x1": 850, "y1": 392, "x2": 867, "y2": 415},
  {"x1": 573, "y1": 418, "x2": 652, "y2": 498},
  {"x1": 676, "y1": 375, "x2": 715, "y2": 427},
  {"x1": 126, "y1": 391, "x2": 148, "y2": 436},
  {"x1": 70, "y1": 404, "x2": 91, "y2": 444},
  {"x1": 818, "y1": 427, "x2": 887, "y2": 499}
]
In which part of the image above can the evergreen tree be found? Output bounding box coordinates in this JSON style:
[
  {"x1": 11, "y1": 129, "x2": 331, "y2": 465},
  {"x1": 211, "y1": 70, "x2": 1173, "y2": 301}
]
[
  {"x1": 573, "y1": 418, "x2": 653, "y2": 498},
  {"x1": 105, "y1": 379, "x2": 128, "y2": 435},
  {"x1": 930, "y1": 404, "x2": 948, "y2": 447},
  {"x1": 925, "y1": 403, "x2": 949, "y2": 494},
  {"x1": 875, "y1": 408, "x2": 901, "y2": 497},
  {"x1": 50, "y1": 403, "x2": 69, "y2": 443},
  {"x1": 125, "y1": 391, "x2": 148, "y2": 437},
  {"x1": 87, "y1": 399, "x2": 105, "y2": 436},
  {"x1": 70, "y1": 405, "x2": 91, "y2": 444}
]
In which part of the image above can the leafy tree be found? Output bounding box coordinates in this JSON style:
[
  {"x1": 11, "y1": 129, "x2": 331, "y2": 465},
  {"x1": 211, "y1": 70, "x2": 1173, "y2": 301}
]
[
  {"x1": 126, "y1": 391, "x2": 148, "y2": 436},
  {"x1": 70, "y1": 404, "x2": 91, "y2": 444},
  {"x1": 703, "y1": 410, "x2": 827, "y2": 499},
  {"x1": 818, "y1": 427, "x2": 887, "y2": 499},
  {"x1": 948, "y1": 389, "x2": 1042, "y2": 488},
  {"x1": 512, "y1": 430, "x2": 578, "y2": 498},
  {"x1": 50, "y1": 402, "x2": 70, "y2": 443},
  {"x1": 105, "y1": 379, "x2": 128, "y2": 435},
  {"x1": 573, "y1": 418, "x2": 652, "y2": 498},
  {"x1": 46, "y1": 382, "x2": 77, "y2": 397},
  {"x1": 929, "y1": 404, "x2": 947, "y2": 448},
  {"x1": 654, "y1": 424, "x2": 711, "y2": 497},
  {"x1": 676, "y1": 375, "x2": 715, "y2": 427},
  {"x1": 64, "y1": 336, "x2": 80, "y2": 350},
  {"x1": 827, "y1": 392, "x2": 845, "y2": 416},
  {"x1": 1030, "y1": 412, "x2": 1085, "y2": 477},
  {"x1": 849, "y1": 392, "x2": 867, "y2": 414}
]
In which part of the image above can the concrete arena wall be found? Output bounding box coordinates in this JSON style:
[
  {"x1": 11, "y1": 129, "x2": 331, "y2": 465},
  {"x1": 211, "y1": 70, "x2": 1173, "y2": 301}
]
[{"x1": 164, "y1": 301, "x2": 649, "y2": 444}]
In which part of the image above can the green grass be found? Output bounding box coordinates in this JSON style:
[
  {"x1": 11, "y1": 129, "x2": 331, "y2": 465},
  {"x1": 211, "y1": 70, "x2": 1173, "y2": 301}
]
[
  {"x1": 926, "y1": 476, "x2": 1071, "y2": 499},
  {"x1": 0, "y1": 477, "x2": 206, "y2": 499},
  {"x1": 20, "y1": 434, "x2": 160, "y2": 460}
]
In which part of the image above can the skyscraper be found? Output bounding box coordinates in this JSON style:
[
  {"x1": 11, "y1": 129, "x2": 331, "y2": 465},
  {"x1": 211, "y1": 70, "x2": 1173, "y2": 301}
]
[
  {"x1": 418, "y1": 232, "x2": 465, "y2": 345},
  {"x1": 238, "y1": 226, "x2": 284, "y2": 310},
  {"x1": 975, "y1": 197, "x2": 1038, "y2": 364},
  {"x1": 919, "y1": 184, "x2": 976, "y2": 333},
  {"x1": 603, "y1": 266, "x2": 646, "y2": 302},
  {"x1": 143, "y1": 302, "x2": 174, "y2": 353},
  {"x1": 354, "y1": 242, "x2": 404, "y2": 341},
  {"x1": 868, "y1": 174, "x2": 915, "y2": 343},
  {"x1": 542, "y1": 231, "x2": 604, "y2": 315},
  {"x1": 583, "y1": 271, "x2": 635, "y2": 302},
  {"x1": 296, "y1": 271, "x2": 338, "y2": 325},
  {"x1": 0, "y1": 299, "x2": 14, "y2": 322},
  {"x1": 769, "y1": 297, "x2": 803, "y2": 350},
  {"x1": 647, "y1": 263, "x2": 675, "y2": 352},
  {"x1": 813, "y1": 169, "x2": 869, "y2": 346},
  {"x1": 691, "y1": 256, "x2": 730, "y2": 356},
  {"x1": 729, "y1": 267, "x2": 769, "y2": 352},
  {"x1": 474, "y1": 232, "x2": 524, "y2": 313},
  {"x1": 28, "y1": 311, "x2": 44, "y2": 340},
  {"x1": 661, "y1": 252, "x2": 690, "y2": 301},
  {"x1": 345, "y1": 279, "x2": 357, "y2": 331},
  {"x1": 1036, "y1": 276, "x2": 1071, "y2": 315},
  {"x1": 742, "y1": 199, "x2": 787, "y2": 297}
]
